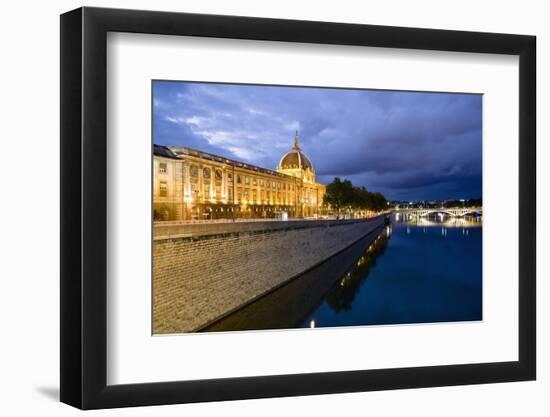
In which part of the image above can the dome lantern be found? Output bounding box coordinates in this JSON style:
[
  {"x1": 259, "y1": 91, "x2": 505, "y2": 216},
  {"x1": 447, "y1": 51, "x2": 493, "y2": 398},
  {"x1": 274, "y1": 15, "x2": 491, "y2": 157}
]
[
  {"x1": 277, "y1": 131, "x2": 315, "y2": 177},
  {"x1": 293, "y1": 130, "x2": 300, "y2": 150}
]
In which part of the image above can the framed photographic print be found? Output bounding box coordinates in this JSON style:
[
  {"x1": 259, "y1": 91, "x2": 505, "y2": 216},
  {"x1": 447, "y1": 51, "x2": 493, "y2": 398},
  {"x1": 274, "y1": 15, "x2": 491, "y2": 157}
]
[{"x1": 60, "y1": 7, "x2": 536, "y2": 409}]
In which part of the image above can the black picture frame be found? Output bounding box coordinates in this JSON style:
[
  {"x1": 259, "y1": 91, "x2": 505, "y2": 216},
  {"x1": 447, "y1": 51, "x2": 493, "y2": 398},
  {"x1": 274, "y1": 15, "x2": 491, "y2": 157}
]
[{"x1": 60, "y1": 6, "x2": 536, "y2": 410}]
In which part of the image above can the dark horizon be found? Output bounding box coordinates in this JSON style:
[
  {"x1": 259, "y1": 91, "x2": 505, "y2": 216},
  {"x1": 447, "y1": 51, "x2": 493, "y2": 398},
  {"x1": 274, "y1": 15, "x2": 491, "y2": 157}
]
[{"x1": 153, "y1": 81, "x2": 482, "y2": 201}]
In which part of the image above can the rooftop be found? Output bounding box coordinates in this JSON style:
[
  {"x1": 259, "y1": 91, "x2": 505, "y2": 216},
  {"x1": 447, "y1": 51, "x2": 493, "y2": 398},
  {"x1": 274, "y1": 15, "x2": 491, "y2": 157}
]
[{"x1": 153, "y1": 144, "x2": 294, "y2": 180}]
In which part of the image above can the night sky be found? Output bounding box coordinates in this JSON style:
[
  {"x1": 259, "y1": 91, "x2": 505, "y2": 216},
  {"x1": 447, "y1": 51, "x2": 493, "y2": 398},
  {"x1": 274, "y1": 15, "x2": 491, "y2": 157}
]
[{"x1": 153, "y1": 81, "x2": 482, "y2": 201}]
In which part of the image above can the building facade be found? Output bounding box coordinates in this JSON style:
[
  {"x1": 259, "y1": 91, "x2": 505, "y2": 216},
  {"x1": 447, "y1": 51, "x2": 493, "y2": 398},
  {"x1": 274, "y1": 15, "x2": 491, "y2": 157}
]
[{"x1": 153, "y1": 132, "x2": 326, "y2": 221}]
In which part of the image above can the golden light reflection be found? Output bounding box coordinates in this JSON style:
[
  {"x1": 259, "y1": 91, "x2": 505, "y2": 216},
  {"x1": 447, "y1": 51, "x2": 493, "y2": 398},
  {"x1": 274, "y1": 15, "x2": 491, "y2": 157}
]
[{"x1": 394, "y1": 215, "x2": 482, "y2": 228}]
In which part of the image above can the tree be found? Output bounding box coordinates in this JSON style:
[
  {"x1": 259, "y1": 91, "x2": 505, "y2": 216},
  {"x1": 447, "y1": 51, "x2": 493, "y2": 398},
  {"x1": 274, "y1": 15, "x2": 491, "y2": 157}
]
[
  {"x1": 323, "y1": 177, "x2": 387, "y2": 215},
  {"x1": 370, "y1": 192, "x2": 387, "y2": 211},
  {"x1": 323, "y1": 177, "x2": 354, "y2": 214},
  {"x1": 444, "y1": 198, "x2": 482, "y2": 208}
]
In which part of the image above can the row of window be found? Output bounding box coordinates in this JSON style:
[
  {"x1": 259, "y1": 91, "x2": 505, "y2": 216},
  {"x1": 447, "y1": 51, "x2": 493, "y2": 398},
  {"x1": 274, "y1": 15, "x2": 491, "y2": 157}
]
[
  {"x1": 159, "y1": 181, "x2": 167, "y2": 197},
  {"x1": 235, "y1": 189, "x2": 296, "y2": 200},
  {"x1": 158, "y1": 180, "x2": 316, "y2": 204},
  {"x1": 228, "y1": 174, "x2": 294, "y2": 191},
  {"x1": 159, "y1": 162, "x2": 296, "y2": 191},
  {"x1": 160, "y1": 180, "x2": 318, "y2": 199}
]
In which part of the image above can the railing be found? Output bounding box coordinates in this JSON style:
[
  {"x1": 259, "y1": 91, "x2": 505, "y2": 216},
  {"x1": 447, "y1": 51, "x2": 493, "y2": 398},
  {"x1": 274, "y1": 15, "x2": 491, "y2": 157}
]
[
  {"x1": 154, "y1": 217, "x2": 314, "y2": 226},
  {"x1": 153, "y1": 215, "x2": 386, "y2": 241},
  {"x1": 154, "y1": 213, "x2": 386, "y2": 227}
]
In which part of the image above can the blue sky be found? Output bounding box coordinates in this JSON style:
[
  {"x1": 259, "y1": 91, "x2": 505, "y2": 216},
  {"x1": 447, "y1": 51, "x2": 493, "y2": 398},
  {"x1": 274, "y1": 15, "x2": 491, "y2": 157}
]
[{"x1": 153, "y1": 81, "x2": 482, "y2": 201}]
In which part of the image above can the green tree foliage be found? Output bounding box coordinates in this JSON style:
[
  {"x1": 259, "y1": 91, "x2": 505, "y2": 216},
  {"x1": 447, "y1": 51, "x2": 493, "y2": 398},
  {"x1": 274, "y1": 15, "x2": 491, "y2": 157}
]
[
  {"x1": 323, "y1": 177, "x2": 387, "y2": 214},
  {"x1": 323, "y1": 177, "x2": 353, "y2": 212}
]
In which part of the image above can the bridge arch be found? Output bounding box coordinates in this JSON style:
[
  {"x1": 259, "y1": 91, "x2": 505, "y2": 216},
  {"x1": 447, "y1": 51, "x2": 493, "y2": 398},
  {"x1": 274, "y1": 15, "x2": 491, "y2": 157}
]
[
  {"x1": 392, "y1": 207, "x2": 482, "y2": 219},
  {"x1": 418, "y1": 210, "x2": 454, "y2": 218}
]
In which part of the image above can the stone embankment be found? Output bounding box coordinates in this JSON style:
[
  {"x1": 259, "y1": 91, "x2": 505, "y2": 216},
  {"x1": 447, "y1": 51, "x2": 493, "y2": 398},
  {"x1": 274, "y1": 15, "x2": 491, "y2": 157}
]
[{"x1": 153, "y1": 216, "x2": 385, "y2": 333}]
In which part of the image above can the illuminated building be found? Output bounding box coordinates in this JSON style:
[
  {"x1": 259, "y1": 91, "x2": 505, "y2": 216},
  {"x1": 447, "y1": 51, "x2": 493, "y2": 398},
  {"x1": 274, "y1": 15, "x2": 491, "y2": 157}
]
[{"x1": 153, "y1": 131, "x2": 326, "y2": 220}]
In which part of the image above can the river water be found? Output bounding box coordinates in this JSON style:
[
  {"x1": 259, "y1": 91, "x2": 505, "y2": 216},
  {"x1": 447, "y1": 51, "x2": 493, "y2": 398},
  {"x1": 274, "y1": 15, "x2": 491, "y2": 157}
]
[
  {"x1": 203, "y1": 214, "x2": 482, "y2": 332},
  {"x1": 300, "y1": 215, "x2": 482, "y2": 328}
]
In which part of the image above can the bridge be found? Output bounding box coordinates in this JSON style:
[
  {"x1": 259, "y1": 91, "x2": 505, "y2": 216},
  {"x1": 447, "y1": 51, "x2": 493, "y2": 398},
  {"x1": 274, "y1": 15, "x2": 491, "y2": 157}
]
[{"x1": 392, "y1": 207, "x2": 483, "y2": 218}]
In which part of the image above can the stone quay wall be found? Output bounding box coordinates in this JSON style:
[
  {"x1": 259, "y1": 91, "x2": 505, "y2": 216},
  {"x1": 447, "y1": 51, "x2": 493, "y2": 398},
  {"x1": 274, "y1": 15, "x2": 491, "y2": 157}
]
[{"x1": 153, "y1": 216, "x2": 385, "y2": 334}]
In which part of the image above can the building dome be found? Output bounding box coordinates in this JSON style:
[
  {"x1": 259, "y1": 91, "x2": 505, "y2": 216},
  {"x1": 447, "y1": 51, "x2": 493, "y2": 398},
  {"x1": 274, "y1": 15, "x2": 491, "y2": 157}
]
[{"x1": 278, "y1": 131, "x2": 315, "y2": 173}]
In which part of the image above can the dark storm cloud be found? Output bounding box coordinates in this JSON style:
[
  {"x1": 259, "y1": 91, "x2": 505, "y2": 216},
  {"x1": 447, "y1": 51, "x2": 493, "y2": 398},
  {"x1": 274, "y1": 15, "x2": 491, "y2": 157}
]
[{"x1": 153, "y1": 81, "x2": 482, "y2": 200}]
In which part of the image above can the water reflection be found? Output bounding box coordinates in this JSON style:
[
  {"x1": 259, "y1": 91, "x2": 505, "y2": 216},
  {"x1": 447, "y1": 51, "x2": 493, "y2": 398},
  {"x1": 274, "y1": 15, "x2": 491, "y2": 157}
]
[
  {"x1": 204, "y1": 214, "x2": 482, "y2": 332},
  {"x1": 202, "y1": 225, "x2": 388, "y2": 332},
  {"x1": 302, "y1": 215, "x2": 482, "y2": 328},
  {"x1": 394, "y1": 214, "x2": 481, "y2": 241},
  {"x1": 323, "y1": 230, "x2": 389, "y2": 312},
  {"x1": 393, "y1": 213, "x2": 482, "y2": 228}
]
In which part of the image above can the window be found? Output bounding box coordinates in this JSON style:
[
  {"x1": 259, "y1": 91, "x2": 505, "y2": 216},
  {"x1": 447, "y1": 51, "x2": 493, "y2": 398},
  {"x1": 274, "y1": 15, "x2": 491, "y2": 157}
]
[
  {"x1": 245, "y1": 176, "x2": 250, "y2": 185},
  {"x1": 203, "y1": 167, "x2": 211, "y2": 179},
  {"x1": 159, "y1": 162, "x2": 167, "y2": 174},
  {"x1": 190, "y1": 165, "x2": 198, "y2": 177},
  {"x1": 253, "y1": 177, "x2": 257, "y2": 186},
  {"x1": 215, "y1": 169, "x2": 222, "y2": 181},
  {"x1": 237, "y1": 175, "x2": 242, "y2": 184},
  {"x1": 159, "y1": 181, "x2": 167, "y2": 197},
  {"x1": 227, "y1": 173, "x2": 233, "y2": 183},
  {"x1": 272, "y1": 181, "x2": 276, "y2": 189}
]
